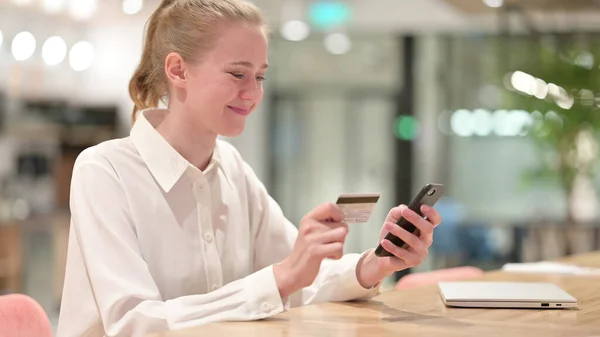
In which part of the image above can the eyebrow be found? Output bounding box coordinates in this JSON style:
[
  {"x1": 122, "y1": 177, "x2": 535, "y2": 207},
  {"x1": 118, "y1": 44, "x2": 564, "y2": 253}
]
[{"x1": 227, "y1": 61, "x2": 269, "y2": 69}]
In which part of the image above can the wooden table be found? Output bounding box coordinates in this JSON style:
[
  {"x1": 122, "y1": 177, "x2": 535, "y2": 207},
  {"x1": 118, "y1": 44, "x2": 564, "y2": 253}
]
[{"x1": 154, "y1": 252, "x2": 600, "y2": 337}]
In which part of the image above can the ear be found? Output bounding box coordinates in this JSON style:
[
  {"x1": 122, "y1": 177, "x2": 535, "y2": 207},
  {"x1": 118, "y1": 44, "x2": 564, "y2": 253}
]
[{"x1": 165, "y1": 52, "x2": 187, "y2": 89}]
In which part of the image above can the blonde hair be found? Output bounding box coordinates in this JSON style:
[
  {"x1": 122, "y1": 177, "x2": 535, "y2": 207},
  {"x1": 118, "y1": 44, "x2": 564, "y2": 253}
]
[{"x1": 128, "y1": 0, "x2": 266, "y2": 123}]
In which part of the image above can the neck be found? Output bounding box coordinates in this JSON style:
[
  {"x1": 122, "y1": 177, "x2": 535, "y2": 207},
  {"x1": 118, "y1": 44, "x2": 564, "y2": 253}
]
[{"x1": 156, "y1": 106, "x2": 217, "y2": 171}]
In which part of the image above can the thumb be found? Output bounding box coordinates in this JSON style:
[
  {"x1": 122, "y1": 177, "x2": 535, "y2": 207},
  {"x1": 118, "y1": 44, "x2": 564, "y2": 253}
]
[
  {"x1": 306, "y1": 202, "x2": 344, "y2": 223},
  {"x1": 387, "y1": 205, "x2": 407, "y2": 222}
]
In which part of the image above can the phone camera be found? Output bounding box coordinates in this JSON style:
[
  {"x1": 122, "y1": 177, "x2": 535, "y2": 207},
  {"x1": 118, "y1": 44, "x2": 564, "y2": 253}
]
[{"x1": 427, "y1": 188, "x2": 436, "y2": 196}]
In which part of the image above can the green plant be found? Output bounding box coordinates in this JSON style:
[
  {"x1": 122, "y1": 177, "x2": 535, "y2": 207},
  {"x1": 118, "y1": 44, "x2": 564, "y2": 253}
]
[{"x1": 504, "y1": 36, "x2": 600, "y2": 232}]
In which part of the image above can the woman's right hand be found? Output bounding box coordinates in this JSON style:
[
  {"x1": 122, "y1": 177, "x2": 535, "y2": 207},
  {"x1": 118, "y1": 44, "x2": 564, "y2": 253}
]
[{"x1": 273, "y1": 203, "x2": 349, "y2": 298}]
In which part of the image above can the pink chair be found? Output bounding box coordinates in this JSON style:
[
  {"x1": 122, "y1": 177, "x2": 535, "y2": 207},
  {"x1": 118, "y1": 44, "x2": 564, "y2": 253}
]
[
  {"x1": 0, "y1": 293, "x2": 53, "y2": 337},
  {"x1": 396, "y1": 266, "x2": 484, "y2": 290}
]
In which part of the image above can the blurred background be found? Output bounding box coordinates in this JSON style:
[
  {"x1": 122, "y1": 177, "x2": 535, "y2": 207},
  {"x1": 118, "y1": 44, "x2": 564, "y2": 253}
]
[{"x1": 1, "y1": 0, "x2": 600, "y2": 333}]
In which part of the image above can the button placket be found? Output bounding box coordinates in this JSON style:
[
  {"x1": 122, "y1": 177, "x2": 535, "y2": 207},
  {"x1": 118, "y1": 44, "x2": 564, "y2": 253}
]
[{"x1": 196, "y1": 182, "x2": 223, "y2": 291}]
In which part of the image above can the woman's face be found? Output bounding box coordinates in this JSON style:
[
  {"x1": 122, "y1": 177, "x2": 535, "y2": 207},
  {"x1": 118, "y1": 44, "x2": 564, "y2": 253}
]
[{"x1": 169, "y1": 22, "x2": 268, "y2": 138}]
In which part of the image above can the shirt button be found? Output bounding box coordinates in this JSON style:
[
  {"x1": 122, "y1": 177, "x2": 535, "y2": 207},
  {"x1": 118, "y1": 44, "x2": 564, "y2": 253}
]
[
  {"x1": 261, "y1": 302, "x2": 272, "y2": 313},
  {"x1": 204, "y1": 233, "x2": 213, "y2": 244}
]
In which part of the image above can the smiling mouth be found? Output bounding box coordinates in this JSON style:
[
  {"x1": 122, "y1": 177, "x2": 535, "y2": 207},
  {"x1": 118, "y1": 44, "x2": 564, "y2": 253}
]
[{"x1": 227, "y1": 106, "x2": 251, "y2": 116}]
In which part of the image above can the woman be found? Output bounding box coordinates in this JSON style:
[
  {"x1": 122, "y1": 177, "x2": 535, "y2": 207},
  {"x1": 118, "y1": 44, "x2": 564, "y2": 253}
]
[{"x1": 56, "y1": 1, "x2": 442, "y2": 336}]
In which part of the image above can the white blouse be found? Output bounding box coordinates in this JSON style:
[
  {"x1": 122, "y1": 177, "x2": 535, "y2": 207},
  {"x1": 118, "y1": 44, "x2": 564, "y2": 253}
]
[{"x1": 56, "y1": 108, "x2": 380, "y2": 337}]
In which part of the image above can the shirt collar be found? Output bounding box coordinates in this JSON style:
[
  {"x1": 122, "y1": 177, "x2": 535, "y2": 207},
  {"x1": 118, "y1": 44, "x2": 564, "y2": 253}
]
[{"x1": 130, "y1": 108, "x2": 228, "y2": 193}]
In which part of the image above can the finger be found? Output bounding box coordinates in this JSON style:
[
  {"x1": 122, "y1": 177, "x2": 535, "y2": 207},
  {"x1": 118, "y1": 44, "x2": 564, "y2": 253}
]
[
  {"x1": 306, "y1": 202, "x2": 344, "y2": 223},
  {"x1": 401, "y1": 207, "x2": 434, "y2": 237},
  {"x1": 421, "y1": 205, "x2": 442, "y2": 226},
  {"x1": 323, "y1": 221, "x2": 349, "y2": 232},
  {"x1": 301, "y1": 219, "x2": 348, "y2": 238},
  {"x1": 315, "y1": 225, "x2": 349, "y2": 244},
  {"x1": 314, "y1": 242, "x2": 344, "y2": 260},
  {"x1": 421, "y1": 231, "x2": 434, "y2": 247},
  {"x1": 381, "y1": 239, "x2": 421, "y2": 266},
  {"x1": 383, "y1": 222, "x2": 421, "y2": 250},
  {"x1": 386, "y1": 205, "x2": 406, "y2": 222}
]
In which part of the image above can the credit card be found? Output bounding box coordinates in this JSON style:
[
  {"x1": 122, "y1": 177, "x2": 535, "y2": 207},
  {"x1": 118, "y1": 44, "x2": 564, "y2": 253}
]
[{"x1": 335, "y1": 193, "x2": 380, "y2": 223}]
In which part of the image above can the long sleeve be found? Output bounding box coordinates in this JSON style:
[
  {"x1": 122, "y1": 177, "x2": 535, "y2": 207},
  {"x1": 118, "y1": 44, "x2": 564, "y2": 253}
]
[
  {"x1": 244, "y1": 163, "x2": 381, "y2": 309},
  {"x1": 67, "y1": 160, "x2": 286, "y2": 337}
]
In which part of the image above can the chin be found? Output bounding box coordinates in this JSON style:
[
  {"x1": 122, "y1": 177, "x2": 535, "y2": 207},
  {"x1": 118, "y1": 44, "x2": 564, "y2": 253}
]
[{"x1": 219, "y1": 123, "x2": 246, "y2": 138}]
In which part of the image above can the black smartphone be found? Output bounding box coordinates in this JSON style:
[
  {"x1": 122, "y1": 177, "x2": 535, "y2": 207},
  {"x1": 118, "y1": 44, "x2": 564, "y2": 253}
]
[{"x1": 374, "y1": 183, "x2": 445, "y2": 257}]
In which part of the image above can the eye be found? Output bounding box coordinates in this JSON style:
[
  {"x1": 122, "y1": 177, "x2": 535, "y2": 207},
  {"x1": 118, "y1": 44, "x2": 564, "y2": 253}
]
[
  {"x1": 256, "y1": 76, "x2": 266, "y2": 82},
  {"x1": 229, "y1": 72, "x2": 244, "y2": 79}
]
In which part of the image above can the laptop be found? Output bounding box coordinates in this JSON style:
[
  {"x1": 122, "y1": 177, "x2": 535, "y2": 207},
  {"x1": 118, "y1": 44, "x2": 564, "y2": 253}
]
[{"x1": 438, "y1": 281, "x2": 578, "y2": 309}]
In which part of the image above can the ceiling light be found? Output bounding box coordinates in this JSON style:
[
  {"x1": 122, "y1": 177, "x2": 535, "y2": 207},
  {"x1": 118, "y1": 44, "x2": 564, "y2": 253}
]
[
  {"x1": 69, "y1": 41, "x2": 95, "y2": 71},
  {"x1": 11, "y1": 0, "x2": 35, "y2": 6},
  {"x1": 123, "y1": 0, "x2": 143, "y2": 15},
  {"x1": 69, "y1": 0, "x2": 98, "y2": 20},
  {"x1": 324, "y1": 32, "x2": 351, "y2": 55},
  {"x1": 483, "y1": 0, "x2": 503, "y2": 8},
  {"x1": 12, "y1": 31, "x2": 36, "y2": 61},
  {"x1": 42, "y1": 36, "x2": 67, "y2": 66},
  {"x1": 510, "y1": 71, "x2": 535, "y2": 95},
  {"x1": 280, "y1": 20, "x2": 310, "y2": 42},
  {"x1": 43, "y1": 0, "x2": 66, "y2": 13},
  {"x1": 575, "y1": 51, "x2": 594, "y2": 69},
  {"x1": 450, "y1": 109, "x2": 474, "y2": 137}
]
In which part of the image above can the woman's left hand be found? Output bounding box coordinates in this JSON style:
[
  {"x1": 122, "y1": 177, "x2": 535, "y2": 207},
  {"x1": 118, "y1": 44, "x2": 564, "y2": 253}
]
[{"x1": 356, "y1": 204, "x2": 442, "y2": 288}]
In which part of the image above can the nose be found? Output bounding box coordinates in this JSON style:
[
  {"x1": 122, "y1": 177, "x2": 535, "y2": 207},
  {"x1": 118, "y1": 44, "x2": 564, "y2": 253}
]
[{"x1": 239, "y1": 79, "x2": 263, "y2": 102}]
